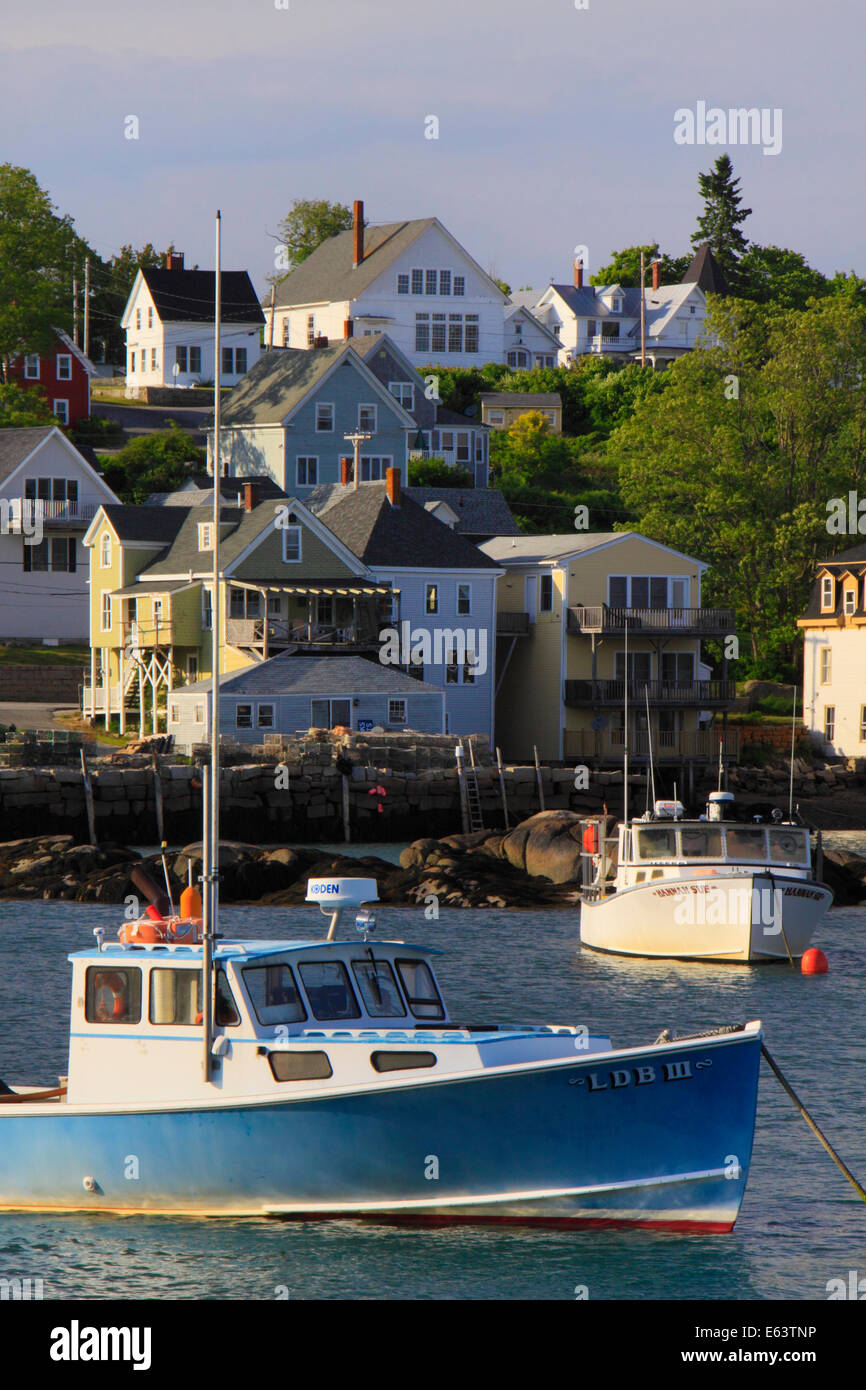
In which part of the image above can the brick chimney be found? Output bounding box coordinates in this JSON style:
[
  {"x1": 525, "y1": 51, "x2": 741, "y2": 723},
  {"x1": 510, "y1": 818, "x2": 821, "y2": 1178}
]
[
  {"x1": 385, "y1": 466, "x2": 401, "y2": 507},
  {"x1": 651, "y1": 259, "x2": 661, "y2": 292},
  {"x1": 313, "y1": 334, "x2": 329, "y2": 348},
  {"x1": 243, "y1": 480, "x2": 259, "y2": 512},
  {"x1": 165, "y1": 250, "x2": 185, "y2": 271},
  {"x1": 344, "y1": 318, "x2": 354, "y2": 338},
  {"x1": 573, "y1": 258, "x2": 584, "y2": 289},
  {"x1": 353, "y1": 200, "x2": 364, "y2": 268},
  {"x1": 340, "y1": 457, "x2": 353, "y2": 486}
]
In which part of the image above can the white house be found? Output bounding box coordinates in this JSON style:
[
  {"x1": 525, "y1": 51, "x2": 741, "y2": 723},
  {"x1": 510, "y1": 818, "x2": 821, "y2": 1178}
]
[
  {"x1": 511, "y1": 245, "x2": 726, "y2": 368},
  {"x1": 264, "y1": 202, "x2": 509, "y2": 369},
  {"x1": 798, "y1": 543, "x2": 866, "y2": 758},
  {"x1": 121, "y1": 253, "x2": 264, "y2": 396},
  {"x1": 0, "y1": 426, "x2": 121, "y2": 640},
  {"x1": 502, "y1": 305, "x2": 560, "y2": 370}
]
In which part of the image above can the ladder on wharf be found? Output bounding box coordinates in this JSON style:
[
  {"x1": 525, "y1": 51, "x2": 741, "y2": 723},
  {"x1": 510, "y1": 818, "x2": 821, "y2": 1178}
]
[{"x1": 456, "y1": 739, "x2": 485, "y2": 832}]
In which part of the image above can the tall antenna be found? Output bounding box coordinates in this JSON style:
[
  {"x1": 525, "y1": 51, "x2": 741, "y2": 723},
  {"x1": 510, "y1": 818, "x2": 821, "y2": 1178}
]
[
  {"x1": 788, "y1": 684, "x2": 797, "y2": 821},
  {"x1": 623, "y1": 620, "x2": 629, "y2": 830},
  {"x1": 645, "y1": 684, "x2": 656, "y2": 812}
]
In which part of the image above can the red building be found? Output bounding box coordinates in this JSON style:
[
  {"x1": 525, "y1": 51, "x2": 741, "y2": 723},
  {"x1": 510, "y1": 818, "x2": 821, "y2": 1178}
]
[{"x1": 7, "y1": 328, "x2": 95, "y2": 427}]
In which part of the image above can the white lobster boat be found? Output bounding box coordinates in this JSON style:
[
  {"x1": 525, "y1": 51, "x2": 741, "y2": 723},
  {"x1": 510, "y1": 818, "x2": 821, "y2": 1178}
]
[{"x1": 579, "y1": 793, "x2": 833, "y2": 963}]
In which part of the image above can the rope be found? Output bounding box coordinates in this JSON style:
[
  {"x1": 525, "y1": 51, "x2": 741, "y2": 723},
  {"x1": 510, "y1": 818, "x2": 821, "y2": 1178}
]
[{"x1": 761, "y1": 1044, "x2": 866, "y2": 1206}]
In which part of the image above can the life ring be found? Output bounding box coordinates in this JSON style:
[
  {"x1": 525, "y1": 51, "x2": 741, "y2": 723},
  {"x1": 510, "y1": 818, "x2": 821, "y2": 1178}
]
[
  {"x1": 117, "y1": 918, "x2": 166, "y2": 944},
  {"x1": 165, "y1": 917, "x2": 203, "y2": 943},
  {"x1": 94, "y1": 972, "x2": 128, "y2": 1022}
]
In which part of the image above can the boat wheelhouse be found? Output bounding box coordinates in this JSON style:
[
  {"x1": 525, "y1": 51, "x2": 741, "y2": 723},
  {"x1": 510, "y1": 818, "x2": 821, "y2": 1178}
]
[{"x1": 579, "y1": 793, "x2": 832, "y2": 962}]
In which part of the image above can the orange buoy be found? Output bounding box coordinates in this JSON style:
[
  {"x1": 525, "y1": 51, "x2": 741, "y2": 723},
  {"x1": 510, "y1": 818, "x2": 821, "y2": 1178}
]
[
  {"x1": 801, "y1": 948, "x2": 828, "y2": 975},
  {"x1": 180, "y1": 885, "x2": 202, "y2": 919}
]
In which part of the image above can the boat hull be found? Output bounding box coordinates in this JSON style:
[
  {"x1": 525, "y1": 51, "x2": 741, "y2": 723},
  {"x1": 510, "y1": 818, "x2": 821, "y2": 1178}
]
[
  {"x1": 580, "y1": 873, "x2": 831, "y2": 962},
  {"x1": 0, "y1": 1029, "x2": 762, "y2": 1229}
]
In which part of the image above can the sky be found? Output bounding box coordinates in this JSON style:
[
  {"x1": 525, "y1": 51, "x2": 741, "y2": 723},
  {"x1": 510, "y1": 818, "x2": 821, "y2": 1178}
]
[{"x1": 3, "y1": 0, "x2": 863, "y2": 295}]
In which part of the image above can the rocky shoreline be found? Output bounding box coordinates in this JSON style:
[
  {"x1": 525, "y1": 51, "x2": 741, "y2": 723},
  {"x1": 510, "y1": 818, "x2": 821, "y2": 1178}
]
[{"x1": 2, "y1": 810, "x2": 865, "y2": 910}]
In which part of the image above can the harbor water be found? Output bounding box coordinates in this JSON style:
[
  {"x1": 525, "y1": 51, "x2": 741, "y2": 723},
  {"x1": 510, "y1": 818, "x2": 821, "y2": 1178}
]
[{"x1": 0, "y1": 894, "x2": 864, "y2": 1300}]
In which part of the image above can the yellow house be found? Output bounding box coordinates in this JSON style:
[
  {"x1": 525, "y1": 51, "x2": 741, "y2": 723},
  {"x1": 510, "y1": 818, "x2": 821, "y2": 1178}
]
[
  {"x1": 480, "y1": 393, "x2": 563, "y2": 433},
  {"x1": 83, "y1": 482, "x2": 389, "y2": 734},
  {"x1": 479, "y1": 531, "x2": 738, "y2": 767},
  {"x1": 797, "y1": 543, "x2": 866, "y2": 756}
]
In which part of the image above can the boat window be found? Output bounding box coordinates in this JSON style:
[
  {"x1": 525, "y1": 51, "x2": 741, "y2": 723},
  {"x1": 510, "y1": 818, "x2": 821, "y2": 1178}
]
[
  {"x1": 85, "y1": 966, "x2": 142, "y2": 1025},
  {"x1": 268, "y1": 1051, "x2": 332, "y2": 1082},
  {"x1": 298, "y1": 961, "x2": 361, "y2": 1020},
  {"x1": 635, "y1": 827, "x2": 677, "y2": 860},
  {"x1": 724, "y1": 827, "x2": 768, "y2": 860},
  {"x1": 243, "y1": 963, "x2": 307, "y2": 1024},
  {"x1": 634, "y1": 870, "x2": 645, "y2": 883},
  {"x1": 679, "y1": 827, "x2": 724, "y2": 858},
  {"x1": 371, "y1": 1051, "x2": 437, "y2": 1073},
  {"x1": 767, "y1": 828, "x2": 809, "y2": 866},
  {"x1": 395, "y1": 959, "x2": 445, "y2": 1020},
  {"x1": 150, "y1": 968, "x2": 201, "y2": 1025},
  {"x1": 351, "y1": 959, "x2": 407, "y2": 1017},
  {"x1": 215, "y1": 970, "x2": 241, "y2": 1027}
]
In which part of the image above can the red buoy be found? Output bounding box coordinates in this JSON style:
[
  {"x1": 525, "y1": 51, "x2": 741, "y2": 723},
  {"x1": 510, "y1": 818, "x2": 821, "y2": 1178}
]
[{"x1": 801, "y1": 948, "x2": 828, "y2": 975}]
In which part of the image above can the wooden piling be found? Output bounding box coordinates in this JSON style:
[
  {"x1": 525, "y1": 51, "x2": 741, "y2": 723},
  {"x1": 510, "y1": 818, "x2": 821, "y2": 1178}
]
[
  {"x1": 534, "y1": 745, "x2": 546, "y2": 811},
  {"x1": 80, "y1": 748, "x2": 97, "y2": 846},
  {"x1": 496, "y1": 746, "x2": 510, "y2": 830}
]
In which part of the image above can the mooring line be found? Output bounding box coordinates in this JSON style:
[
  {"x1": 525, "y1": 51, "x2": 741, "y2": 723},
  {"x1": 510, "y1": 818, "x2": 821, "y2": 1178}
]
[{"x1": 761, "y1": 1044, "x2": 866, "y2": 1205}]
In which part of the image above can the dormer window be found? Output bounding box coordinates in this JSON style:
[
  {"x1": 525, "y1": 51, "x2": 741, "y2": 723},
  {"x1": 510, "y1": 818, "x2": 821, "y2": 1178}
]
[
  {"x1": 611, "y1": 297, "x2": 623, "y2": 313},
  {"x1": 844, "y1": 587, "x2": 856, "y2": 616},
  {"x1": 820, "y1": 575, "x2": 834, "y2": 610},
  {"x1": 198, "y1": 523, "x2": 213, "y2": 551}
]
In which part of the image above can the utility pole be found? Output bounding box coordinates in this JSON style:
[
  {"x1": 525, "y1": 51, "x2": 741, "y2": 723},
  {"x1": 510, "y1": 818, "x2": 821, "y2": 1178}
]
[
  {"x1": 343, "y1": 429, "x2": 372, "y2": 490},
  {"x1": 84, "y1": 258, "x2": 91, "y2": 359},
  {"x1": 72, "y1": 273, "x2": 80, "y2": 348},
  {"x1": 639, "y1": 250, "x2": 646, "y2": 368}
]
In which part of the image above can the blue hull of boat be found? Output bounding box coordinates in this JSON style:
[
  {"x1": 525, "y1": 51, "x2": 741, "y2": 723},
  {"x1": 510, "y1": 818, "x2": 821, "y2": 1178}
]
[{"x1": 0, "y1": 1033, "x2": 761, "y2": 1230}]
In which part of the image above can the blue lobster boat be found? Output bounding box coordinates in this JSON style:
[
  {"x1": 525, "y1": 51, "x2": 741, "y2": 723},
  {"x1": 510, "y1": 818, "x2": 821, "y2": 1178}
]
[{"x1": 0, "y1": 877, "x2": 762, "y2": 1230}]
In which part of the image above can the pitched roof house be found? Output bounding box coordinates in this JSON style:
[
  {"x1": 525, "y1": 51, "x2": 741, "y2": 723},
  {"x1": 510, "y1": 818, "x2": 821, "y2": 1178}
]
[
  {"x1": 6, "y1": 328, "x2": 97, "y2": 427},
  {"x1": 797, "y1": 542, "x2": 866, "y2": 756},
  {"x1": 264, "y1": 201, "x2": 508, "y2": 368},
  {"x1": 121, "y1": 252, "x2": 264, "y2": 396}
]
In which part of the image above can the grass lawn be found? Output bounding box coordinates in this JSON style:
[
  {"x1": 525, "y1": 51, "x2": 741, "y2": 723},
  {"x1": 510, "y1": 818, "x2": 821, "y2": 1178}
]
[{"x1": 0, "y1": 644, "x2": 89, "y2": 667}]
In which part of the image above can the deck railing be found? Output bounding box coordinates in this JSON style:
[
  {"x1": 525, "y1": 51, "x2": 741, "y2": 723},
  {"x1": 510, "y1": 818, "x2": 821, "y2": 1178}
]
[
  {"x1": 567, "y1": 605, "x2": 735, "y2": 635},
  {"x1": 564, "y1": 678, "x2": 736, "y2": 706}
]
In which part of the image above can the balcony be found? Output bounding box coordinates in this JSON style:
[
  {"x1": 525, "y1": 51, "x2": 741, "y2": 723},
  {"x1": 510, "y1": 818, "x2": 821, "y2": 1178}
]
[
  {"x1": 6, "y1": 498, "x2": 100, "y2": 528},
  {"x1": 568, "y1": 605, "x2": 735, "y2": 637},
  {"x1": 563, "y1": 728, "x2": 741, "y2": 763},
  {"x1": 586, "y1": 334, "x2": 628, "y2": 353},
  {"x1": 496, "y1": 611, "x2": 530, "y2": 635},
  {"x1": 225, "y1": 617, "x2": 382, "y2": 652},
  {"x1": 564, "y1": 678, "x2": 736, "y2": 707}
]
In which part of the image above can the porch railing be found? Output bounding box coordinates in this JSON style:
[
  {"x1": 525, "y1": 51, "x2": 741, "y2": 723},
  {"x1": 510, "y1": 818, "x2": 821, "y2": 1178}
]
[
  {"x1": 568, "y1": 605, "x2": 735, "y2": 635},
  {"x1": 564, "y1": 678, "x2": 736, "y2": 706}
]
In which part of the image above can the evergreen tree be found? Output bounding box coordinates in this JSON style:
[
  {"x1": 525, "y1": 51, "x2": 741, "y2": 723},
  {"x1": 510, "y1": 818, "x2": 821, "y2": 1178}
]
[{"x1": 692, "y1": 155, "x2": 752, "y2": 289}]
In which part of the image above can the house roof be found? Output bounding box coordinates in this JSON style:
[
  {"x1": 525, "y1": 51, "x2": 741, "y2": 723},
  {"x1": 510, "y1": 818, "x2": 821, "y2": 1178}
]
[
  {"x1": 219, "y1": 343, "x2": 354, "y2": 425},
  {"x1": 145, "y1": 477, "x2": 289, "y2": 507},
  {"x1": 681, "y1": 244, "x2": 729, "y2": 296},
  {"x1": 480, "y1": 532, "x2": 625, "y2": 564},
  {"x1": 307, "y1": 484, "x2": 499, "y2": 569},
  {"x1": 800, "y1": 545, "x2": 866, "y2": 620},
  {"x1": 817, "y1": 543, "x2": 866, "y2": 566},
  {"x1": 141, "y1": 502, "x2": 283, "y2": 577},
  {"x1": 178, "y1": 651, "x2": 442, "y2": 697},
  {"x1": 53, "y1": 327, "x2": 98, "y2": 376},
  {"x1": 98, "y1": 505, "x2": 189, "y2": 546},
  {"x1": 480, "y1": 392, "x2": 562, "y2": 409},
  {"x1": 269, "y1": 217, "x2": 507, "y2": 309},
  {"x1": 404, "y1": 487, "x2": 520, "y2": 537},
  {"x1": 140, "y1": 268, "x2": 265, "y2": 324},
  {"x1": 0, "y1": 427, "x2": 56, "y2": 484}
]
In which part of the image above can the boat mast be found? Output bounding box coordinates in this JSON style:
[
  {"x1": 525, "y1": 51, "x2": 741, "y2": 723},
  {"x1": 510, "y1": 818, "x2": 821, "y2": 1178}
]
[
  {"x1": 645, "y1": 684, "x2": 656, "y2": 811},
  {"x1": 202, "y1": 209, "x2": 222, "y2": 1084},
  {"x1": 622, "y1": 619, "x2": 629, "y2": 835},
  {"x1": 788, "y1": 684, "x2": 797, "y2": 821}
]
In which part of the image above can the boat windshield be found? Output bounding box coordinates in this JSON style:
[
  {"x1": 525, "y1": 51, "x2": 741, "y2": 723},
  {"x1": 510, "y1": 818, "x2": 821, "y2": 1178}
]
[
  {"x1": 678, "y1": 826, "x2": 724, "y2": 859},
  {"x1": 243, "y1": 963, "x2": 307, "y2": 1024},
  {"x1": 634, "y1": 827, "x2": 678, "y2": 860},
  {"x1": 724, "y1": 827, "x2": 768, "y2": 860},
  {"x1": 766, "y1": 827, "x2": 810, "y2": 866}
]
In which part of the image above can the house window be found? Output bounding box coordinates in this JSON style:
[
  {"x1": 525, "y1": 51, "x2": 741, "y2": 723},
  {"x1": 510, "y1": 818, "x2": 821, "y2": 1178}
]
[
  {"x1": 407, "y1": 658, "x2": 424, "y2": 682},
  {"x1": 539, "y1": 574, "x2": 554, "y2": 612},
  {"x1": 315, "y1": 402, "x2": 334, "y2": 432},
  {"x1": 359, "y1": 456, "x2": 389, "y2": 481},
  {"x1": 23, "y1": 354, "x2": 40, "y2": 379},
  {"x1": 236, "y1": 705, "x2": 253, "y2": 729},
  {"x1": 437, "y1": 270, "x2": 451, "y2": 296},
  {"x1": 425, "y1": 584, "x2": 438, "y2": 614},
  {"x1": 153, "y1": 598, "x2": 164, "y2": 628},
  {"x1": 844, "y1": 588, "x2": 856, "y2": 616},
  {"x1": 222, "y1": 347, "x2": 234, "y2": 375},
  {"x1": 388, "y1": 382, "x2": 414, "y2": 409},
  {"x1": 52, "y1": 400, "x2": 69, "y2": 424},
  {"x1": 358, "y1": 404, "x2": 377, "y2": 432},
  {"x1": 135, "y1": 309, "x2": 142, "y2": 330},
  {"x1": 819, "y1": 648, "x2": 832, "y2": 683},
  {"x1": 100, "y1": 532, "x2": 112, "y2": 568},
  {"x1": 147, "y1": 306, "x2": 154, "y2": 328},
  {"x1": 150, "y1": 348, "x2": 157, "y2": 371},
  {"x1": 488, "y1": 410, "x2": 504, "y2": 425},
  {"x1": 411, "y1": 268, "x2": 424, "y2": 295},
  {"x1": 282, "y1": 319, "x2": 290, "y2": 346},
  {"x1": 194, "y1": 703, "x2": 205, "y2": 724},
  {"x1": 307, "y1": 314, "x2": 316, "y2": 346},
  {"x1": 23, "y1": 538, "x2": 76, "y2": 573},
  {"x1": 463, "y1": 654, "x2": 476, "y2": 685},
  {"x1": 453, "y1": 276, "x2": 465, "y2": 296},
  {"x1": 235, "y1": 348, "x2": 247, "y2": 375},
  {"x1": 56, "y1": 354, "x2": 72, "y2": 381},
  {"x1": 175, "y1": 346, "x2": 188, "y2": 373},
  {"x1": 282, "y1": 526, "x2": 302, "y2": 562},
  {"x1": 397, "y1": 273, "x2": 410, "y2": 295},
  {"x1": 101, "y1": 593, "x2": 112, "y2": 631},
  {"x1": 431, "y1": 315, "x2": 446, "y2": 353},
  {"x1": 189, "y1": 346, "x2": 202, "y2": 374},
  {"x1": 130, "y1": 352, "x2": 136, "y2": 373},
  {"x1": 824, "y1": 707, "x2": 835, "y2": 743},
  {"x1": 445, "y1": 649, "x2": 458, "y2": 683},
  {"x1": 448, "y1": 316, "x2": 463, "y2": 352},
  {"x1": 415, "y1": 314, "x2": 430, "y2": 353},
  {"x1": 861, "y1": 706, "x2": 866, "y2": 741},
  {"x1": 457, "y1": 583, "x2": 471, "y2": 615},
  {"x1": 661, "y1": 653, "x2": 695, "y2": 683},
  {"x1": 388, "y1": 698, "x2": 407, "y2": 725},
  {"x1": 296, "y1": 457, "x2": 318, "y2": 486},
  {"x1": 507, "y1": 350, "x2": 530, "y2": 369},
  {"x1": 186, "y1": 655, "x2": 199, "y2": 683},
  {"x1": 202, "y1": 587, "x2": 213, "y2": 630},
  {"x1": 258, "y1": 704, "x2": 275, "y2": 728},
  {"x1": 425, "y1": 270, "x2": 438, "y2": 296},
  {"x1": 820, "y1": 575, "x2": 834, "y2": 609},
  {"x1": 440, "y1": 431, "x2": 453, "y2": 453},
  {"x1": 611, "y1": 297, "x2": 622, "y2": 313},
  {"x1": 311, "y1": 698, "x2": 351, "y2": 730},
  {"x1": 465, "y1": 315, "x2": 479, "y2": 353},
  {"x1": 679, "y1": 320, "x2": 689, "y2": 337},
  {"x1": 198, "y1": 523, "x2": 213, "y2": 550}
]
